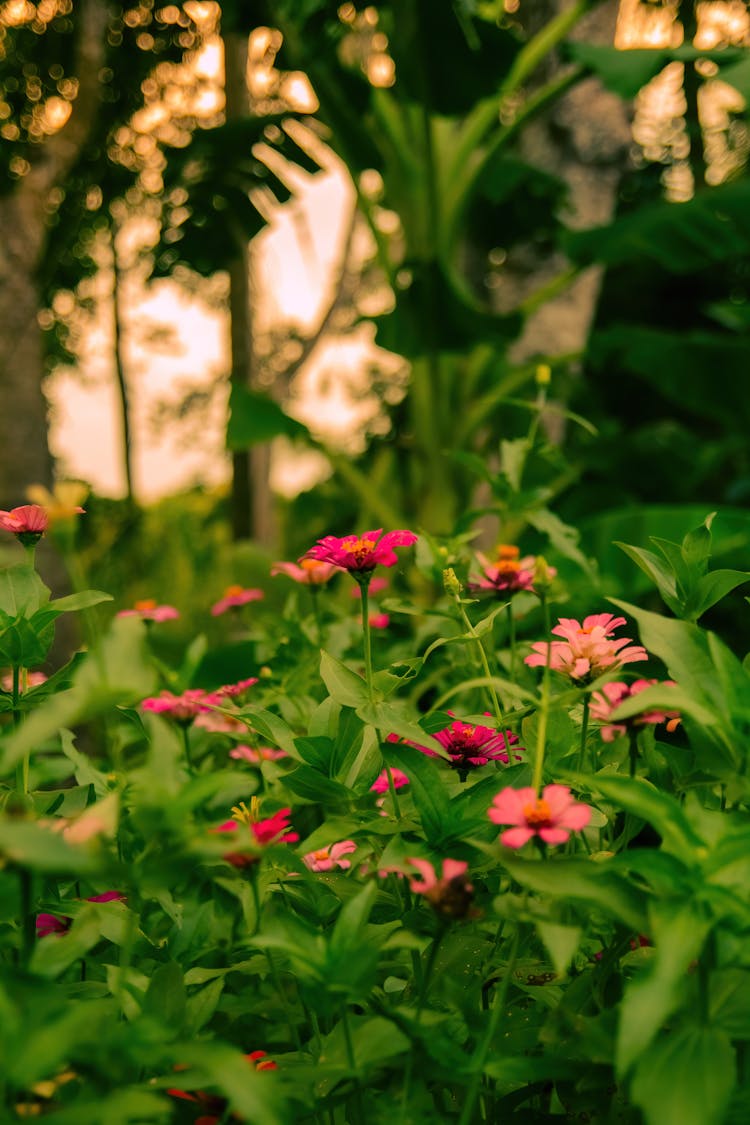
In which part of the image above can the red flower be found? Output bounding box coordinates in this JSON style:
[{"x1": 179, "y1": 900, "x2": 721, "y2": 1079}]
[
  {"x1": 212, "y1": 803, "x2": 298, "y2": 868},
  {"x1": 489, "y1": 784, "x2": 592, "y2": 848},
  {"x1": 211, "y1": 585, "x2": 265, "y2": 616},
  {"x1": 167, "y1": 1051, "x2": 276, "y2": 1121},
  {"x1": 0, "y1": 503, "x2": 49, "y2": 543},
  {"x1": 303, "y1": 528, "x2": 417, "y2": 577}
]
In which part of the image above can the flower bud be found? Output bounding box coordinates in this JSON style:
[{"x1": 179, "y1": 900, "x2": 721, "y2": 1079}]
[
  {"x1": 535, "y1": 363, "x2": 551, "y2": 387},
  {"x1": 443, "y1": 567, "x2": 462, "y2": 598}
]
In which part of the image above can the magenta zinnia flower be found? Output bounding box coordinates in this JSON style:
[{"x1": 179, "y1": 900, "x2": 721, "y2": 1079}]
[
  {"x1": 408, "y1": 715, "x2": 522, "y2": 771},
  {"x1": 117, "y1": 599, "x2": 179, "y2": 623},
  {"x1": 370, "y1": 767, "x2": 409, "y2": 794},
  {"x1": 489, "y1": 784, "x2": 592, "y2": 847},
  {"x1": 271, "y1": 558, "x2": 341, "y2": 585},
  {"x1": 142, "y1": 688, "x2": 221, "y2": 723},
  {"x1": 525, "y1": 613, "x2": 648, "y2": 683},
  {"x1": 303, "y1": 840, "x2": 357, "y2": 872},
  {"x1": 590, "y1": 679, "x2": 680, "y2": 742},
  {"x1": 303, "y1": 528, "x2": 417, "y2": 576},
  {"x1": 408, "y1": 857, "x2": 475, "y2": 919},
  {"x1": 212, "y1": 803, "x2": 298, "y2": 867},
  {"x1": 211, "y1": 585, "x2": 265, "y2": 616}
]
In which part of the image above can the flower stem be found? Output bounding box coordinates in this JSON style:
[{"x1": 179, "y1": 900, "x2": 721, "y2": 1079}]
[
  {"x1": 457, "y1": 601, "x2": 505, "y2": 728},
  {"x1": 360, "y1": 579, "x2": 374, "y2": 703},
  {"x1": 506, "y1": 603, "x2": 516, "y2": 681},
  {"x1": 181, "y1": 723, "x2": 194, "y2": 774},
  {"x1": 532, "y1": 593, "x2": 552, "y2": 794},
  {"x1": 341, "y1": 1006, "x2": 366, "y2": 1123},
  {"x1": 19, "y1": 868, "x2": 34, "y2": 965},
  {"x1": 458, "y1": 927, "x2": 520, "y2": 1125},
  {"x1": 628, "y1": 729, "x2": 638, "y2": 778},
  {"x1": 385, "y1": 764, "x2": 403, "y2": 819},
  {"x1": 576, "y1": 695, "x2": 591, "y2": 773}
]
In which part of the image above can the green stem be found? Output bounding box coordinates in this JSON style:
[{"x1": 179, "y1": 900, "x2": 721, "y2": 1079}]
[
  {"x1": 181, "y1": 723, "x2": 194, "y2": 774},
  {"x1": 266, "y1": 948, "x2": 302, "y2": 1050},
  {"x1": 628, "y1": 729, "x2": 638, "y2": 779},
  {"x1": 576, "y1": 696, "x2": 591, "y2": 774},
  {"x1": 400, "y1": 928, "x2": 446, "y2": 1121},
  {"x1": 458, "y1": 927, "x2": 521, "y2": 1125},
  {"x1": 360, "y1": 579, "x2": 374, "y2": 702},
  {"x1": 385, "y1": 764, "x2": 403, "y2": 820},
  {"x1": 11, "y1": 664, "x2": 30, "y2": 795},
  {"x1": 310, "y1": 587, "x2": 323, "y2": 646},
  {"x1": 341, "y1": 1006, "x2": 365, "y2": 1123},
  {"x1": 457, "y1": 601, "x2": 505, "y2": 729},
  {"x1": 506, "y1": 604, "x2": 516, "y2": 682},
  {"x1": 249, "y1": 869, "x2": 262, "y2": 937},
  {"x1": 532, "y1": 594, "x2": 552, "y2": 794},
  {"x1": 19, "y1": 868, "x2": 34, "y2": 965}
]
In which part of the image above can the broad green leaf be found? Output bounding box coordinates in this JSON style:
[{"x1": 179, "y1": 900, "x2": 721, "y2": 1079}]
[
  {"x1": 0, "y1": 564, "x2": 50, "y2": 617},
  {"x1": 686, "y1": 568, "x2": 750, "y2": 620},
  {"x1": 143, "y1": 961, "x2": 187, "y2": 1032},
  {"x1": 29, "y1": 909, "x2": 105, "y2": 979},
  {"x1": 184, "y1": 977, "x2": 225, "y2": 1035},
  {"x1": 359, "y1": 700, "x2": 447, "y2": 758},
  {"x1": 227, "y1": 382, "x2": 308, "y2": 449},
  {"x1": 630, "y1": 1024, "x2": 735, "y2": 1125},
  {"x1": 617, "y1": 901, "x2": 711, "y2": 1075},
  {"x1": 535, "y1": 920, "x2": 582, "y2": 976},
  {"x1": 0, "y1": 818, "x2": 101, "y2": 874},
  {"x1": 565, "y1": 42, "x2": 669, "y2": 98},
  {"x1": 585, "y1": 776, "x2": 704, "y2": 860},
  {"x1": 165, "y1": 1041, "x2": 285, "y2": 1125},
  {"x1": 499, "y1": 855, "x2": 647, "y2": 932},
  {"x1": 48, "y1": 589, "x2": 113, "y2": 614},
  {"x1": 320, "y1": 650, "x2": 374, "y2": 709},
  {"x1": 614, "y1": 541, "x2": 679, "y2": 610},
  {"x1": 235, "y1": 705, "x2": 302, "y2": 760},
  {"x1": 384, "y1": 738, "x2": 452, "y2": 844}
]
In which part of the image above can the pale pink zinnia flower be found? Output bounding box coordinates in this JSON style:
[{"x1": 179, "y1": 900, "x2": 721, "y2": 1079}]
[
  {"x1": 230, "y1": 745, "x2": 288, "y2": 764},
  {"x1": 525, "y1": 613, "x2": 648, "y2": 683},
  {"x1": 303, "y1": 840, "x2": 357, "y2": 872},
  {"x1": 211, "y1": 585, "x2": 265, "y2": 616},
  {"x1": 1, "y1": 670, "x2": 47, "y2": 693},
  {"x1": 590, "y1": 679, "x2": 680, "y2": 742},
  {"x1": 489, "y1": 784, "x2": 592, "y2": 848},
  {"x1": 408, "y1": 857, "x2": 475, "y2": 919},
  {"x1": 142, "y1": 689, "x2": 220, "y2": 723},
  {"x1": 0, "y1": 504, "x2": 49, "y2": 542},
  {"x1": 303, "y1": 528, "x2": 417, "y2": 576},
  {"x1": 271, "y1": 558, "x2": 341, "y2": 585},
  {"x1": 370, "y1": 767, "x2": 410, "y2": 794},
  {"x1": 116, "y1": 599, "x2": 179, "y2": 623}
]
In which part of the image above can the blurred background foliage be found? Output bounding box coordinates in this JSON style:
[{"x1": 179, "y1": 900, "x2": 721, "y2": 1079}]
[{"x1": 1, "y1": 0, "x2": 750, "y2": 644}]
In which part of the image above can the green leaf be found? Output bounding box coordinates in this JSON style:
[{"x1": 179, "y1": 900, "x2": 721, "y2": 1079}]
[
  {"x1": 614, "y1": 541, "x2": 679, "y2": 610},
  {"x1": 227, "y1": 383, "x2": 308, "y2": 449},
  {"x1": 526, "y1": 507, "x2": 595, "y2": 579},
  {"x1": 143, "y1": 961, "x2": 187, "y2": 1032},
  {"x1": 29, "y1": 908, "x2": 105, "y2": 979},
  {"x1": 617, "y1": 902, "x2": 711, "y2": 1075},
  {"x1": 328, "y1": 882, "x2": 377, "y2": 962},
  {"x1": 0, "y1": 818, "x2": 101, "y2": 874},
  {"x1": 48, "y1": 589, "x2": 113, "y2": 614},
  {"x1": 535, "y1": 920, "x2": 582, "y2": 976},
  {"x1": 585, "y1": 776, "x2": 704, "y2": 860},
  {"x1": 499, "y1": 855, "x2": 647, "y2": 932},
  {"x1": 630, "y1": 1024, "x2": 735, "y2": 1125},
  {"x1": 234, "y1": 705, "x2": 302, "y2": 760},
  {"x1": 320, "y1": 651, "x2": 374, "y2": 709},
  {"x1": 184, "y1": 977, "x2": 225, "y2": 1035},
  {"x1": 166, "y1": 1041, "x2": 285, "y2": 1125},
  {"x1": 382, "y1": 742, "x2": 448, "y2": 845},
  {"x1": 0, "y1": 564, "x2": 50, "y2": 617},
  {"x1": 359, "y1": 700, "x2": 448, "y2": 758},
  {"x1": 565, "y1": 42, "x2": 669, "y2": 98},
  {"x1": 686, "y1": 569, "x2": 750, "y2": 620}
]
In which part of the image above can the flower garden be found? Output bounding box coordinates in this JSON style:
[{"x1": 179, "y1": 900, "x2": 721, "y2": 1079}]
[{"x1": 1, "y1": 493, "x2": 749, "y2": 1125}]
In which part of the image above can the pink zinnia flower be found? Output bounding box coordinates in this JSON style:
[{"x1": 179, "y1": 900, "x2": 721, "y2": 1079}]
[
  {"x1": 116, "y1": 599, "x2": 179, "y2": 623},
  {"x1": 271, "y1": 558, "x2": 341, "y2": 585},
  {"x1": 303, "y1": 528, "x2": 418, "y2": 577},
  {"x1": 0, "y1": 503, "x2": 49, "y2": 543},
  {"x1": 303, "y1": 840, "x2": 357, "y2": 872},
  {"x1": 362, "y1": 612, "x2": 390, "y2": 630},
  {"x1": 409, "y1": 715, "x2": 522, "y2": 771},
  {"x1": 86, "y1": 891, "x2": 127, "y2": 904},
  {"x1": 1, "y1": 670, "x2": 47, "y2": 693},
  {"x1": 142, "y1": 689, "x2": 220, "y2": 723},
  {"x1": 212, "y1": 803, "x2": 298, "y2": 868},
  {"x1": 230, "y1": 744, "x2": 287, "y2": 764},
  {"x1": 489, "y1": 784, "x2": 592, "y2": 847},
  {"x1": 590, "y1": 679, "x2": 680, "y2": 742},
  {"x1": 408, "y1": 857, "x2": 475, "y2": 919},
  {"x1": 36, "y1": 912, "x2": 70, "y2": 938},
  {"x1": 470, "y1": 545, "x2": 557, "y2": 597},
  {"x1": 214, "y1": 677, "x2": 258, "y2": 698},
  {"x1": 370, "y1": 767, "x2": 410, "y2": 794},
  {"x1": 525, "y1": 613, "x2": 648, "y2": 683},
  {"x1": 211, "y1": 585, "x2": 265, "y2": 616}
]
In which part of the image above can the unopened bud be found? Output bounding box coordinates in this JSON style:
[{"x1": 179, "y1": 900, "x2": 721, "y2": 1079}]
[
  {"x1": 443, "y1": 568, "x2": 462, "y2": 598},
  {"x1": 535, "y1": 363, "x2": 551, "y2": 387},
  {"x1": 532, "y1": 555, "x2": 554, "y2": 590}
]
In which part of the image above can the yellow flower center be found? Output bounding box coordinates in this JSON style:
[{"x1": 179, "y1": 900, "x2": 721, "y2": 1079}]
[
  {"x1": 231, "y1": 797, "x2": 261, "y2": 826},
  {"x1": 522, "y1": 798, "x2": 552, "y2": 826},
  {"x1": 343, "y1": 537, "x2": 375, "y2": 557},
  {"x1": 134, "y1": 599, "x2": 157, "y2": 611},
  {"x1": 301, "y1": 558, "x2": 326, "y2": 571},
  {"x1": 497, "y1": 544, "x2": 520, "y2": 561},
  {"x1": 312, "y1": 848, "x2": 330, "y2": 862},
  {"x1": 496, "y1": 560, "x2": 521, "y2": 575},
  {"x1": 224, "y1": 584, "x2": 245, "y2": 596}
]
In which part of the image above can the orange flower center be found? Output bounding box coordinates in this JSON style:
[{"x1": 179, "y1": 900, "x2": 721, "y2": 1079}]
[
  {"x1": 342, "y1": 537, "x2": 376, "y2": 562},
  {"x1": 224, "y1": 584, "x2": 245, "y2": 596},
  {"x1": 301, "y1": 558, "x2": 326, "y2": 571},
  {"x1": 522, "y1": 798, "x2": 552, "y2": 826},
  {"x1": 312, "y1": 848, "x2": 330, "y2": 861},
  {"x1": 496, "y1": 560, "x2": 521, "y2": 574},
  {"x1": 497, "y1": 544, "x2": 520, "y2": 561},
  {"x1": 134, "y1": 599, "x2": 157, "y2": 611}
]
